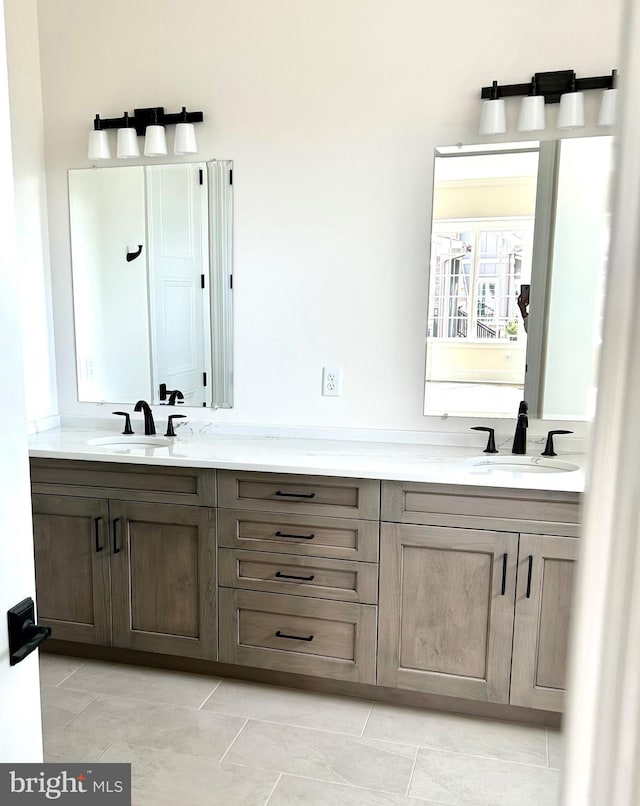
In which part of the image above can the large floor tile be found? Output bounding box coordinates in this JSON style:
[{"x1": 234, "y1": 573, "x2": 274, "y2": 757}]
[
  {"x1": 409, "y1": 747, "x2": 560, "y2": 806},
  {"x1": 43, "y1": 730, "x2": 110, "y2": 763},
  {"x1": 40, "y1": 685, "x2": 97, "y2": 733},
  {"x1": 39, "y1": 654, "x2": 85, "y2": 687},
  {"x1": 99, "y1": 743, "x2": 278, "y2": 806},
  {"x1": 225, "y1": 719, "x2": 417, "y2": 795},
  {"x1": 60, "y1": 660, "x2": 221, "y2": 708},
  {"x1": 268, "y1": 775, "x2": 441, "y2": 805},
  {"x1": 202, "y1": 679, "x2": 372, "y2": 735},
  {"x1": 364, "y1": 704, "x2": 547, "y2": 767},
  {"x1": 58, "y1": 693, "x2": 245, "y2": 759},
  {"x1": 547, "y1": 730, "x2": 563, "y2": 769}
]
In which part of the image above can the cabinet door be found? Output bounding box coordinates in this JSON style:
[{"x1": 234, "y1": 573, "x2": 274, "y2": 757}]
[
  {"x1": 510, "y1": 534, "x2": 579, "y2": 711},
  {"x1": 378, "y1": 523, "x2": 518, "y2": 702},
  {"x1": 110, "y1": 501, "x2": 216, "y2": 659},
  {"x1": 32, "y1": 494, "x2": 111, "y2": 645}
]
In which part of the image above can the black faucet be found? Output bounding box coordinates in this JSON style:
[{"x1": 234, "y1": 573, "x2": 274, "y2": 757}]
[
  {"x1": 168, "y1": 389, "x2": 184, "y2": 405},
  {"x1": 134, "y1": 400, "x2": 156, "y2": 435},
  {"x1": 512, "y1": 400, "x2": 528, "y2": 455}
]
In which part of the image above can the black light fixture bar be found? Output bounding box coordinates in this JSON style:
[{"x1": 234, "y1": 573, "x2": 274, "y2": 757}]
[
  {"x1": 92, "y1": 106, "x2": 204, "y2": 137},
  {"x1": 481, "y1": 69, "x2": 617, "y2": 105}
]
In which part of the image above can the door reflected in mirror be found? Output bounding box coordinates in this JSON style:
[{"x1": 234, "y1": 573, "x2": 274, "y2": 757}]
[
  {"x1": 69, "y1": 160, "x2": 233, "y2": 409},
  {"x1": 424, "y1": 138, "x2": 613, "y2": 420}
]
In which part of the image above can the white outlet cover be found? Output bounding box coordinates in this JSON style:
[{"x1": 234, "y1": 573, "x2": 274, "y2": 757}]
[{"x1": 322, "y1": 367, "x2": 342, "y2": 396}]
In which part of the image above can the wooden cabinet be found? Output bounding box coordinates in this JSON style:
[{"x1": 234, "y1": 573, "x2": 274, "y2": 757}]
[
  {"x1": 32, "y1": 494, "x2": 111, "y2": 645},
  {"x1": 510, "y1": 534, "x2": 579, "y2": 712},
  {"x1": 31, "y1": 461, "x2": 217, "y2": 660},
  {"x1": 377, "y1": 523, "x2": 518, "y2": 702},
  {"x1": 378, "y1": 479, "x2": 580, "y2": 711},
  {"x1": 217, "y1": 470, "x2": 379, "y2": 682}
]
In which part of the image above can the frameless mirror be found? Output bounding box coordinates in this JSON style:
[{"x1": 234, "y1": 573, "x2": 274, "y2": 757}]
[
  {"x1": 69, "y1": 160, "x2": 233, "y2": 408},
  {"x1": 424, "y1": 137, "x2": 613, "y2": 420}
]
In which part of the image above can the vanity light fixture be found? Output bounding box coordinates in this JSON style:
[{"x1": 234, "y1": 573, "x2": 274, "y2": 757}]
[
  {"x1": 479, "y1": 81, "x2": 507, "y2": 135},
  {"x1": 116, "y1": 112, "x2": 140, "y2": 159},
  {"x1": 598, "y1": 69, "x2": 618, "y2": 126},
  {"x1": 479, "y1": 69, "x2": 617, "y2": 135},
  {"x1": 517, "y1": 78, "x2": 546, "y2": 132},
  {"x1": 88, "y1": 106, "x2": 204, "y2": 161}
]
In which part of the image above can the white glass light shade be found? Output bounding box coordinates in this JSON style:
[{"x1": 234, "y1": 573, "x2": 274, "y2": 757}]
[
  {"x1": 144, "y1": 124, "x2": 168, "y2": 156},
  {"x1": 174, "y1": 122, "x2": 198, "y2": 155},
  {"x1": 116, "y1": 127, "x2": 140, "y2": 158},
  {"x1": 479, "y1": 98, "x2": 507, "y2": 135},
  {"x1": 598, "y1": 88, "x2": 618, "y2": 126},
  {"x1": 557, "y1": 92, "x2": 585, "y2": 129},
  {"x1": 517, "y1": 95, "x2": 546, "y2": 132},
  {"x1": 88, "y1": 129, "x2": 111, "y2": 160}
]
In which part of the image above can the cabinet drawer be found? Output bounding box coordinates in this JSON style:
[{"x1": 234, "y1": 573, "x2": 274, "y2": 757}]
[
  {"x1": 381, "y1": 481, "x2": 581, "y2": 536},
  {"x1": 217, "y1": 509, "x2": 379, "y2": 561},
  {"x1": 219, "y1": 588, "x2": 377, "y2": 683},
  {"x1": 219, "y1": 549, "x2": 378, "y2": 603},
  {"x1": 218, "y1": 471, "x2": 380, "y2": 520},
  {"x1": 30, "y1": 459, "x2": 216, "y2": 507}
]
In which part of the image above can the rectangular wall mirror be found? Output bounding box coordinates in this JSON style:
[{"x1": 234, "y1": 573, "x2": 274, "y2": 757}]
[
  {"x1": 424, "y1": 137, "x2": 613, "y2": 420},
  {"x1": 69, "y1": 160, "x2": 233, "y2": 409}
]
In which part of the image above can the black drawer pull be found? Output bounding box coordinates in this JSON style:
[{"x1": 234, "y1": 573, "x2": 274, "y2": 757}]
[
  {"x1": 526, "y1": 555, "x2": 533, "y2": 598},
  {"x1": 94, "y1": 516, "x2": 103, "y2": 553},
  {"x1": 276, "y1": 630, "x2": 314, "y2": 642},
  {"x1": 501, "y1": 553, "x2": 507, "y2": 596},
  {"x1": 275, "y1": 531, "x2": 315, "y2": 540},
  {"x1": 275, "y1": 491, "x2": 316, "y2": 499},
  {"x1": 112, "y1": 518, "x2": 121, "y2": 554},
  {"x1": 275, "y1": 571, "x2": 315, "y2": 582}
]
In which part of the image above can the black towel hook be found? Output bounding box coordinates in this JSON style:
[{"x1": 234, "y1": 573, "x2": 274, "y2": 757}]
[{"x1": 126, "y1": 244, "x2": 143, "y2": 262}]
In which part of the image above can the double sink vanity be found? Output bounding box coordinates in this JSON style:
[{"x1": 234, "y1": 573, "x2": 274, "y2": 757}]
[{"x1": 28, "y1": 421, "x2": 583, "y2": 724}]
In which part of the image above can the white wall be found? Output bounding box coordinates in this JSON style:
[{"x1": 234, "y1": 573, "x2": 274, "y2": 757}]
[
  {"x1": 5, "y1": 0, "x2": 57, "y2": 428},
  {"x1": 36, "y1": 0, "x2": 621, "y2": 432}
]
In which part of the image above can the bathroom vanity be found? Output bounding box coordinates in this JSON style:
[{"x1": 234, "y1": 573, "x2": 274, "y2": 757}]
[{"x1": 28, "y1": 427, "x2": 582, "y2": 723}]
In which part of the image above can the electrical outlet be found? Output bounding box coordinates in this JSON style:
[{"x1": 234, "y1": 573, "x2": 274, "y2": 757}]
[{"x1": 322, "y1": 367, "x2": 342, "y2": 397}]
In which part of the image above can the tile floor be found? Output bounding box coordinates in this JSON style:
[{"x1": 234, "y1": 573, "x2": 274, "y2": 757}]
[{"x1": 40, "y1": 654, "x2": 562, "y2": 806}]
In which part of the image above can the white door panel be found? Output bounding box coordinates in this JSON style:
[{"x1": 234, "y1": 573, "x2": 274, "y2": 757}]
[{"x1": 147, "y1": 163, "x2": 210, "y2": 406}]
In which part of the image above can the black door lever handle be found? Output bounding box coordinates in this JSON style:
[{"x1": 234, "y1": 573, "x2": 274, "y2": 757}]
[{"x1": 8, "y1": 597, "x2": 52, "y2": 665}]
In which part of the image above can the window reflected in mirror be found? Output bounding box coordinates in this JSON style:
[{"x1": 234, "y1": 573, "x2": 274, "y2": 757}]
[{"x1": 425, "y1": 149, "x2": 538, "y2": 417}]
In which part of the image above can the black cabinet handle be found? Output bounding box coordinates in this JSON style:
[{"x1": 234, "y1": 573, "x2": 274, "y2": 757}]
[
  {"x1": 112, "y1": 518, "x2": 121, "y2": 554},
  {"x1": 275, "y1": 531, "x2": 315, "y2": 540},
  {"x1": 526, "y1": 555, "x2": 533, "y2": 598},
  {"x1": 276, "y1": 630, "x2": 314, "y2": 642},
  {"x1": 275, "y1": 571, "x2": 315, "y2": 582},
  {"x1": 94, "y1": 516, "x2": 103, "y2": 553},
  {"x1": 501, "y1": 553, "x2": 508, "y2": 595},
  {"x1": 275, "y1": 491, "x2": 316, "y2": 499}
]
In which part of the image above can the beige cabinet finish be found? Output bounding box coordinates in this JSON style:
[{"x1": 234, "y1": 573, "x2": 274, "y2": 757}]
[
  {"x1": 378, "y1": 523, "x2": 518, "y2": 703},
  {"x1": 219, "y1": 548, "x2": 378, "y2": 603},
  {"x1": 110, "y1": 501, "x2": 217, "y2": 659},
  {"x1": 218, "y1": 471, "x2": 380, "y2": 520},
  {"x1": 30, "y1": 460, "x2": 217, "y2": 661},
  {"x1": 219, "y1": 588, "x2": 377, "y2": 683},
  {"x1": 30, "y1": 458, "x2": 216, "y2": 506},
  {"x1": 382, "y1": 480, "x2": 580, "y2": 537},
  {"x1": 510, "y1": 533, "x2": 579, "y2": 711},
  {"x1": 32, "y1": 494, "x2": 111, "y2": 645},
  {"x1": 217, "y1": 509, "x2": 379, "y2": 562}
]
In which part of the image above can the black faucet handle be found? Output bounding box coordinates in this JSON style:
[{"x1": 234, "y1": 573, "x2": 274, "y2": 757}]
[
  {"x1": 470, "y1": 426, "x2": 498, "y2": 454},
  {"x1": 165, "y1": 414, "x2": 186, "y2": 437},
  {"x1": 542, "y1": 429, "x2": 573, "y2": 457},
  {"x1": 168, "y1": 389, "x2": 184, "y2": 405},
  {"x1": 112, "y1": 411, "x2": 134, "y2": 435}
]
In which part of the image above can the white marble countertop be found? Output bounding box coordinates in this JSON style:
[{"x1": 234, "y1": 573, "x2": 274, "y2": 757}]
[{"x1": 28, "y1": 421, "x2": 586, "y2": 494}]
